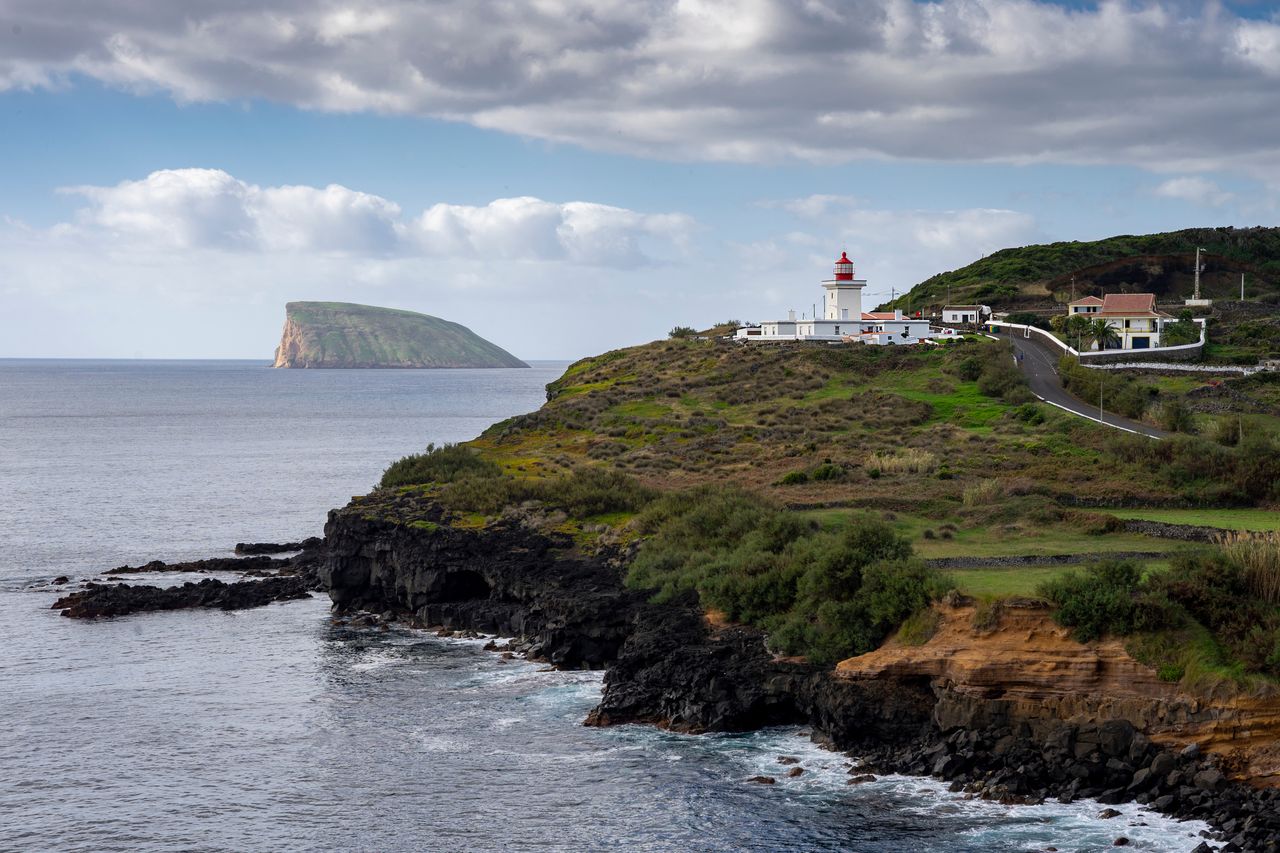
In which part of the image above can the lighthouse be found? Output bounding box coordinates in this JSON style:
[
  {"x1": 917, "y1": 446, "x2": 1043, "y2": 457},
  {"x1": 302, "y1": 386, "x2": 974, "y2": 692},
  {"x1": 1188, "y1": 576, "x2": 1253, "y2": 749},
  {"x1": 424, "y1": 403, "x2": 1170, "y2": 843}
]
[
  {"x1": 736, "y1": 249, "x2": 931, "y2": 344},
  {"x1": 822, "y1": 251, "x2": 865, "y2": 322}
]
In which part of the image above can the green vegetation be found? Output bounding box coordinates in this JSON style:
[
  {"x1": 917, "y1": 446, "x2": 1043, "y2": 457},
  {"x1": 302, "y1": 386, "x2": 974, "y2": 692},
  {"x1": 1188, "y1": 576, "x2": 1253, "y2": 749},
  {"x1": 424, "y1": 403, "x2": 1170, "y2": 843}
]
[
  {"x1": 886, "y1": 226, "x2": 1280, "y2": 313},
  {"x1": 1105, "y1": 431, "x2": 1280, "y2": 504},
  {"x1": 1102, "y1": 507, "x2": 1280, "y2": 532},
  {"x1": 668, "y1": 326, "x2": 698, "y2": 339},
  {"x1": 380, "y1": 442, "x2": 501, "y2": 488},
  {"x1": 624, "y1": 487, "x2": 949, "y2": 664},
  {"x1": 274, "y1": 301, "x2": 527, "y2": 368},
  {"x1": 1038, "y1": 549, "x2": 1280, "y2": 687}
]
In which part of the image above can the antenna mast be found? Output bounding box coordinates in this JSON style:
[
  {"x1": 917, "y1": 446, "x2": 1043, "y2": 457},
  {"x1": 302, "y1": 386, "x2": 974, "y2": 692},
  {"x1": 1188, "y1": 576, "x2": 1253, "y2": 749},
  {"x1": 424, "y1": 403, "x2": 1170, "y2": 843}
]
[{"x1": 1194, "y1": 248, "x2": 1204, "y2": 301}]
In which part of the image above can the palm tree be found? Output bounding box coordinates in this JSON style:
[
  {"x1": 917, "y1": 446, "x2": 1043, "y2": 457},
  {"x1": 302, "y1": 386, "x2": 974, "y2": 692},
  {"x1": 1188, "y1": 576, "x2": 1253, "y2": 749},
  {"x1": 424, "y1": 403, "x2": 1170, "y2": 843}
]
[{"x1": 1085, "y1": 317, "x2": 1120, "y2": 351}]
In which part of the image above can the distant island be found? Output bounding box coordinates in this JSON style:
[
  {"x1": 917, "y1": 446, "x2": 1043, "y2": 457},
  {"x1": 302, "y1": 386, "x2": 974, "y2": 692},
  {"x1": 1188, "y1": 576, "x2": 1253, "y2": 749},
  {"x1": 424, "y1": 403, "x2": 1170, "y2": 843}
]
[{"x1": 272, "y1": 302, "x2": 528, "y2": 369}]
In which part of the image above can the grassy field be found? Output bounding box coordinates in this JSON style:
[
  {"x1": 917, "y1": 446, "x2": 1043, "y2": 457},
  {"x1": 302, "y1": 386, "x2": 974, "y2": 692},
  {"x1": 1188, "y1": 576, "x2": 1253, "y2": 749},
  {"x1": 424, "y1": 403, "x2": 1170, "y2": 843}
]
[
  {"x1": 947, "y1": 559, "x2": 1177, "y2": 598},
  {"x1": 1104, "y1": 507, "x2": 1280, "y2": 532},
  {"x1": 803, "y1": 508, "x2": 1191, "y2": 559}
]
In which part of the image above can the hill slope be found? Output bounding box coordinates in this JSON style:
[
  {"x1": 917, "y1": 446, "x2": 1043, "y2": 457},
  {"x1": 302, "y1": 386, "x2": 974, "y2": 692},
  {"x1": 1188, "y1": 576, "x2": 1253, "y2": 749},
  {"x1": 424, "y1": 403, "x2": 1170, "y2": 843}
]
[
  {"x1": 272, "y1": 302, "x2": 528, "y2": 369},
  {"x1": 887, "y1": 226, "x2": 1280, "y2": 312}
]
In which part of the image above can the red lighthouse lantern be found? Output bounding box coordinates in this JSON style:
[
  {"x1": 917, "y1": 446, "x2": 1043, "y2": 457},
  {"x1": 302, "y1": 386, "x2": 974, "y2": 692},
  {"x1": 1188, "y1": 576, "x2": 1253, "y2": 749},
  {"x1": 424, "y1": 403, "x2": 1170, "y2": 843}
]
[{"x1": 833, "y1": 251, "x2": 854, "y2": 281}]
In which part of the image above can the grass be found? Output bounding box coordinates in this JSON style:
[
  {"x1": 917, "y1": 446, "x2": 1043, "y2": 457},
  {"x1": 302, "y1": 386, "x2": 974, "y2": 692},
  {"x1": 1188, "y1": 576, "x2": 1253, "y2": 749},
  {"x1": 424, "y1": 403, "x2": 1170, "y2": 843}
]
[
  {"x1": 947, "y1": 567, "x2": 1064, "y2": 598},
  {"x1": 1104, "y1": 508, "x2": 1280, "y2": 532}
]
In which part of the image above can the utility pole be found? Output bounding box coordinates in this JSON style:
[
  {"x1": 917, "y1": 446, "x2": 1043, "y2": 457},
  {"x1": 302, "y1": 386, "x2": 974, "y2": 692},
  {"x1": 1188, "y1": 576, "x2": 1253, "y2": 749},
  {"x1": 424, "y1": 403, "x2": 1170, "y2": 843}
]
[
  {"x1": 1241, "y1": 273, "x2": 1246, "y2": 301},
  {"x1": 1071, "y1": 275, "x2": 1076, "y2": 302}
]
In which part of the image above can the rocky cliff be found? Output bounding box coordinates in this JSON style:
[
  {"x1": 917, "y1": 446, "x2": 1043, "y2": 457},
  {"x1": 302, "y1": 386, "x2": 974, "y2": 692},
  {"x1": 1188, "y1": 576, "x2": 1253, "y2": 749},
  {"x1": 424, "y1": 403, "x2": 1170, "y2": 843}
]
[
  {"x1": 272, "y1": 301, "x2": 528, "y2": 369},
  {"x1": 320, "y1": 497, "x2": 1280, "y2": 850}
]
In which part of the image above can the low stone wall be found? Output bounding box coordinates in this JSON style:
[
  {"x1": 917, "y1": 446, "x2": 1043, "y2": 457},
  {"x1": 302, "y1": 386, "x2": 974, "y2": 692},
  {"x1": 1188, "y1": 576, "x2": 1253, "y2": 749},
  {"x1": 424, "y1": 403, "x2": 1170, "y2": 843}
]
[
  {"x1": 924, "y1": 551, "x2": 1167, "y2": 570},
  {"x1": 1122, "y1": 519, "x2": 1230, "y2": 543}
]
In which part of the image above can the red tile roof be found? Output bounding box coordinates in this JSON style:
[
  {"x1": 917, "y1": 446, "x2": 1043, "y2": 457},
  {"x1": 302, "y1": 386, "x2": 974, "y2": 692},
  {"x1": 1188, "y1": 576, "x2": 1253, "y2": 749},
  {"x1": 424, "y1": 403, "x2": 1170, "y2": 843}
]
[
  {"x1": 1097, "y1": 293, "x2": 1161, "y2": 317},
  {"x1": 1068, "y1": 296, "x2": 1104, "y2": 306}
]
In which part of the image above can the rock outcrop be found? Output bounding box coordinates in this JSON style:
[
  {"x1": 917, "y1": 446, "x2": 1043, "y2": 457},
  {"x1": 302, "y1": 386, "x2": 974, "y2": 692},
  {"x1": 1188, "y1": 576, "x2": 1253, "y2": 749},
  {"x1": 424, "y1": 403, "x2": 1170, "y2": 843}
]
[
  {"x1": 318, "y1": 500, "x2": 1280, "y2": 849},
  {"x1": 272, "y1": 302, "x2": 528, "y2": 369},
  {"x1": 52, "y1": 575, "x2": 313, "y2": 618}
]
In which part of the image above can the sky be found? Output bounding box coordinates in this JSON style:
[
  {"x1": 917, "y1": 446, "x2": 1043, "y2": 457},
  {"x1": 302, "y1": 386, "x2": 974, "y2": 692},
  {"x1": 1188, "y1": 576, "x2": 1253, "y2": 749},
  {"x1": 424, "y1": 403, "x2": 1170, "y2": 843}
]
[{"x1": 1, "y1": 0, "x2": 1279, "y2": 360}]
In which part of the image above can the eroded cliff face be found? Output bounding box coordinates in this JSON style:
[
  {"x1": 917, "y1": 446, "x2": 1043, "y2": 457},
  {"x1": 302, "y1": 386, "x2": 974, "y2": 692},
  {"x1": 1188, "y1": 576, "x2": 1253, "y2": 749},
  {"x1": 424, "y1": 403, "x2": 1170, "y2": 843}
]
[
  {"x1": 272, "y1": 317, "x2": 304, "y2": 369},
  {"x1": 838, "y1": 599, "x2": 1280, "y2": 786},
  {"x1": 322, "y1": 499, "x2": 639, "y2": 668},
  {"x1": 319, "y1": 504, "x2": 1280, "y2": 847}
]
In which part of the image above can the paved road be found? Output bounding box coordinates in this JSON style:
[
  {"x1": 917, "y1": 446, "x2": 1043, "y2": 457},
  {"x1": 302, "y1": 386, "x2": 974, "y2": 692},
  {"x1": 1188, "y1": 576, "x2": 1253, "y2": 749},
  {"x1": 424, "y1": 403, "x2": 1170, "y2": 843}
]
[{"x1": 997, "y1": 330, "x2": 1169, "y2": 439}]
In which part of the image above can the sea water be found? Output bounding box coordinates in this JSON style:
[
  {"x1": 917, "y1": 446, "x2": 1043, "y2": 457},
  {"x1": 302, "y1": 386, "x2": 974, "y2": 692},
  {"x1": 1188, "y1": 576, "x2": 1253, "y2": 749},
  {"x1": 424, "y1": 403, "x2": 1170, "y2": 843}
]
[{"x1": 0, "y1": 360, "x2": 1211, "y2": 852}]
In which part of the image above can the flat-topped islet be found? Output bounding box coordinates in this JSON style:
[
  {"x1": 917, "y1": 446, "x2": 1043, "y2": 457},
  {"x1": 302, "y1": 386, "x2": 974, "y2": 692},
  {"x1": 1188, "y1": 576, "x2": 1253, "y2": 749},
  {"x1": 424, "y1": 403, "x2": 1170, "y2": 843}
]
[{"x1": 272, "y1": 302, "x2": 528, "y2": 369}]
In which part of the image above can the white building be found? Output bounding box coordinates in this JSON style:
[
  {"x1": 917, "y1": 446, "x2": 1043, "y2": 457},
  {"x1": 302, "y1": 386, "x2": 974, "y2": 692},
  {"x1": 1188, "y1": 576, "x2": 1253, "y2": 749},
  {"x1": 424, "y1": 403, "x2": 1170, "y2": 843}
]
[
  {"x1": 737, "y1": 252, "x2": 933, "y2": 345},
  {"x1": 941, "y1": 305, "x2": 991, "y2": 324}
]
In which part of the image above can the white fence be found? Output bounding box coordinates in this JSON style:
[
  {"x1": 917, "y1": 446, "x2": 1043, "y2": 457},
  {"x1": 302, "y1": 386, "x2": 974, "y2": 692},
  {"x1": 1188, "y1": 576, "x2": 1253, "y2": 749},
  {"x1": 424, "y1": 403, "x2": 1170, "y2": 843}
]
[{"x1": 987, "y1": 318, "x2": 1207, "y2": 365}]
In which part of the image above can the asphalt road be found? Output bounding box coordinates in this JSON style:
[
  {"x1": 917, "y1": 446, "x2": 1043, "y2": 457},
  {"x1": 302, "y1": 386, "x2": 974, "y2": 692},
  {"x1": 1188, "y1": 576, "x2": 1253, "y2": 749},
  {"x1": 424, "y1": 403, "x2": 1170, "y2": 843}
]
[{"x1": 998, "y1": 330, "x2": 1169, "y2": 439}]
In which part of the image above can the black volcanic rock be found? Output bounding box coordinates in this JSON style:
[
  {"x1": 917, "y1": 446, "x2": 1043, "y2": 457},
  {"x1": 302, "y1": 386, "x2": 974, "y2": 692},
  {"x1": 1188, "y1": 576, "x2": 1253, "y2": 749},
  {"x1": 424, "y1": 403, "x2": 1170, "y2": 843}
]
[{"x1": 52, "y1": 576, "x2": 311, "y2": 618}]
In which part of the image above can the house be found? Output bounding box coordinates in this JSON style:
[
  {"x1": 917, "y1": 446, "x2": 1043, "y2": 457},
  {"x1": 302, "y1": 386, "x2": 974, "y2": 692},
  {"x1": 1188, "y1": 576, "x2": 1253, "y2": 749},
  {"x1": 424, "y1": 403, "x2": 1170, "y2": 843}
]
[
  {"x1": 941, "y1": 305, "x2": 991, "y2": 324},
  {"x1": 737, "y1": 252, "x2": 933, "y2": 345},
  {"x1": 1069, "y1": 293, "x2": 1173, "y2": 350},
  {"x1": 1067, "y1": 296, "x2": 1104, "y2": 315}
]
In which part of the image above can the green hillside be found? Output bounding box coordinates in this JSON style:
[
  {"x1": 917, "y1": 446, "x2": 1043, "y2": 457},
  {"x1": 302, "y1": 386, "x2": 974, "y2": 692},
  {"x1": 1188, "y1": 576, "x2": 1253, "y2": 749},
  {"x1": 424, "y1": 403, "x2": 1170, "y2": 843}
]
[
  {"x1": 273, "y1": 302, "x2": 528, "y2": 369},
  {"x1": 886, "y1": 226, "x2": 1280, "y2": 312}
]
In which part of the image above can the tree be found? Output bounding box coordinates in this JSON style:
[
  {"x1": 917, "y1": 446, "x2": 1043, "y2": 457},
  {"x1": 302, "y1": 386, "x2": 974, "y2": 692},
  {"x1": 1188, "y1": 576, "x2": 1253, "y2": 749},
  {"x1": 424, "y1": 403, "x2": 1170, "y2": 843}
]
[
  {"x1": 1085, "y1": 317, "x2": 1120, "y2": 351},
  {"x1": 1064, "y1": 314, "x2": 1092, "y2": 349},
  {"x1": 668, "y1": 326, "x2": 697, "y2": 339}
]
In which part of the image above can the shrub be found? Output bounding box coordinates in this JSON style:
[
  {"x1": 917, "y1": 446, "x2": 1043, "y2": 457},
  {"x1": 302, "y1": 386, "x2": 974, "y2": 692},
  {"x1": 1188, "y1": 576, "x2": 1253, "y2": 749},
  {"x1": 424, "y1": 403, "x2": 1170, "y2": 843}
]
[
  {"x1": 668, "y1": 326, "x2": 697, "y2": 339},
  {"x1": 380, "y1": 443, "x2": 502, "y2": 488},
  {"x1": 779, "y1": 470, "x2": 810, "y2": 485},
  {"x1": 1158, "y1": 399, "x2": 1196, "y2": 433},
  {"x1": 962, "y1": 478, "x2": 1005, "y2": 507},
  {"x1": 866, "y1": 448, "x2": 937, "y2": 474},
  {"x1": 1038, "y1": 560, "x2": 1150, "y2": 642},
  {"x1": 625, "y1": 489, "x2": 947, "y2": 664},
  {"x1": 439, "y1": 465, "x2": 655, "y2": 517},
  {"x1": 1219, "y1": 531, "x2": 1280, "y2": 606},
  {"x1": 810, "y1": 462, "x2": 845, "y2": 482},
  {"x1": 896, "y1": 608, "x2": 941, "y2": 646}
]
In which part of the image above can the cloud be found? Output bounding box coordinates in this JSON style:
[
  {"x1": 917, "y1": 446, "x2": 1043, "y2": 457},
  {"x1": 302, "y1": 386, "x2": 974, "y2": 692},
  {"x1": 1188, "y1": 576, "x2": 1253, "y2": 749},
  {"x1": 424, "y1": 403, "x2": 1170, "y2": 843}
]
[
  {"x1": 742, "y1": 194, "x2": 1039, "y2": 307},
  {"x1": 1153, "y1": 176, "x2": 1236, "y2": 207},
  {"x1": 57, "y1": 168, "x2": 691, "y2": 266},
  {"x1": 5, "y1": 1, "x2": 1280, "y2": 179}
]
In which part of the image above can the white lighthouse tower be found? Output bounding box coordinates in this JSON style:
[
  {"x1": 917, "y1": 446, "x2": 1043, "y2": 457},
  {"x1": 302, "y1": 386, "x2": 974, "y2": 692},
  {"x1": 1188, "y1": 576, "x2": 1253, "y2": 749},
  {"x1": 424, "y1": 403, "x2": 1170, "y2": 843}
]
[{"x1": 822, "y1": 251, "x2": 866, "y2": 322}]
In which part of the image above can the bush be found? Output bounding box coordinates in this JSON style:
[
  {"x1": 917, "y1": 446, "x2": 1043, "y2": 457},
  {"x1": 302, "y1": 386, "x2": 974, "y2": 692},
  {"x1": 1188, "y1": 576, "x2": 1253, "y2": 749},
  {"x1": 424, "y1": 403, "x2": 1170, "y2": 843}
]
[
  {"x1": 1219, "y1": 531, "x2": 1280, "y2": 606},
  {"x1": 668, "y1": 326, "x2": 697, "y2": 339},
  {"x1": 779, "y1": 470, "x2": 809, "y2": 485},
  {"x1": 1158, "y1": 399, "x2": 1196, "y2": 433},
  {"x1": 380, "y1": 443, "x2": 502, "y2": 488},
  {"x1": 962, "y1": 478, "x2": 1005, "y2": 507},
  {"x1": 1038, "y1": 560, "x2": 1153, "y2": 642},
  {"x1": 439, "y1": 465, "x2": 656, "y2": 517},
  {"x1": 625, "y1": 488, "x2": 948, "y2": 664},
  {"x1": 866, "y1": 448, "x2": 937, "y2": 474}
]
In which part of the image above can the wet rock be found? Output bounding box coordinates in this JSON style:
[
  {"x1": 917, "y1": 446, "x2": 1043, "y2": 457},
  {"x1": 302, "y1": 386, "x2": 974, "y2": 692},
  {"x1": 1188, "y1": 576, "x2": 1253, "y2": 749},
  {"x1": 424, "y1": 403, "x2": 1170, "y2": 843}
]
[
  {"x1": 747, "y1": 776, "x2": 776, "y2": 785},
  {"x1": 777, "y1": 756, "x2": 800, "y2": 765},
  {"x1": 847, "y1": 775, "x2": 876, "y2": 785},
  {"x1": 786, "y1": 767, "x2": 804, "y2": 778},
  {"x1": 1097, "y1": 808, "x2": 1122, "y2": 820},
  {"x1": 52, "y1": 576, "x2": 69, "y2": 585},
  {"x1": 51, "y1": 575, "x2": 311, "y2": 618},
  {"x1": 234, "y1": 537, "x2": 322, "y2": 555},
  {"x1": 1112, "y1": 838, "x2": 1129, "y2": 847}
]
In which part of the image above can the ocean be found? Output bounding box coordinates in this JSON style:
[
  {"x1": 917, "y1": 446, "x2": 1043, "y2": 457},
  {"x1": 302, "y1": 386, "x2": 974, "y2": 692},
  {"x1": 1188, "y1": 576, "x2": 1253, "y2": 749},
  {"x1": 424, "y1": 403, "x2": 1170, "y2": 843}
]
[{"x1": 0, "y1": 359, "x2": 1210, "y2": 852}]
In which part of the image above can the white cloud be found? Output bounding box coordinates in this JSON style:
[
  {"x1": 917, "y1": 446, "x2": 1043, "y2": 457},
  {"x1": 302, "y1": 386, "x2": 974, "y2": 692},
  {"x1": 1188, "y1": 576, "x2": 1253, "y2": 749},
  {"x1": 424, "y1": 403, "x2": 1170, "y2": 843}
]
[
  {"x1": 737, "y1": 196, "x2": 1039, "y2": 310},
  {"x1": 1153, "y1": 176, "x2": 1236, "y2": 208},
  {"x1": 57, "y1": 168, "x2": 690, "y2": 266},
  {"x1": 5, "y1": 1, "x2": 1280, "y2": 179}
]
